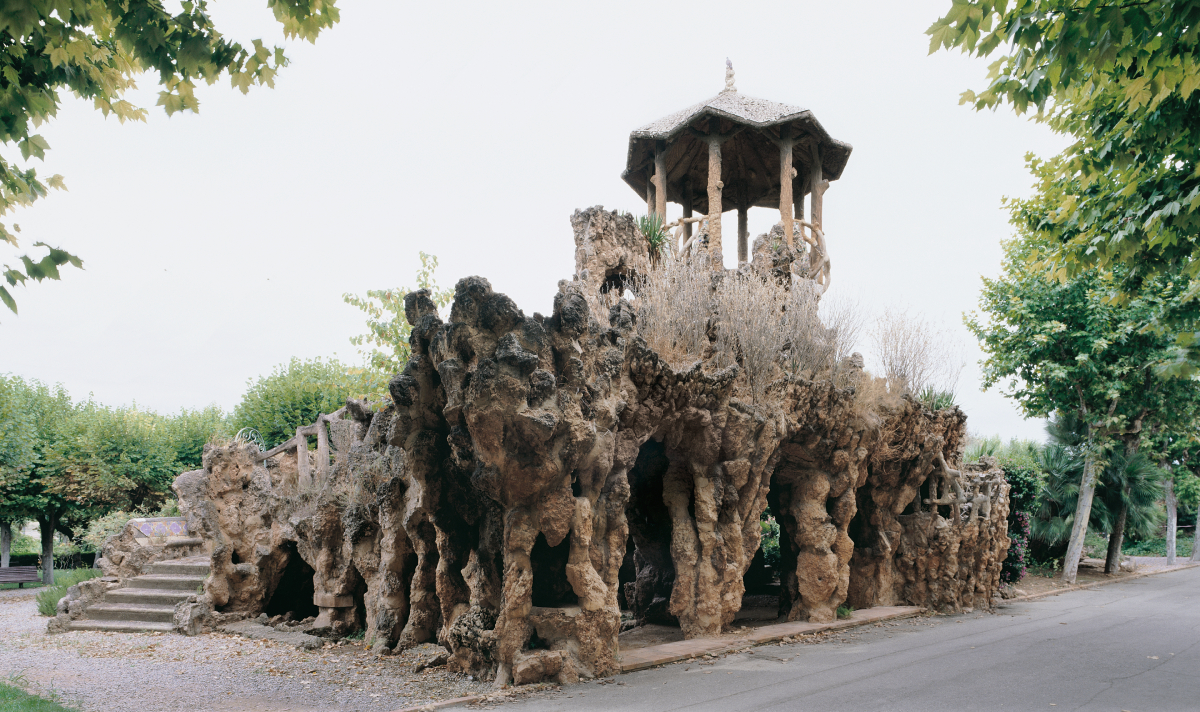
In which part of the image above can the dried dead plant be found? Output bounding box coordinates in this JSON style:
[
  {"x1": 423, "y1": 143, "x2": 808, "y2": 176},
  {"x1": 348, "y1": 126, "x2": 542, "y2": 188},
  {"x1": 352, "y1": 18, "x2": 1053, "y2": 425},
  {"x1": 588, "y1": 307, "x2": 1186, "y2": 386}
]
[
  {"x1": 712, "y1": 271, "x2": 787, "y2": 403},
  {"x1": 635, "y1": 255, "x2": 715, "y2": 367},
  {"x1": 868, "y1": 308, "x2": 964, "y2": 397}
]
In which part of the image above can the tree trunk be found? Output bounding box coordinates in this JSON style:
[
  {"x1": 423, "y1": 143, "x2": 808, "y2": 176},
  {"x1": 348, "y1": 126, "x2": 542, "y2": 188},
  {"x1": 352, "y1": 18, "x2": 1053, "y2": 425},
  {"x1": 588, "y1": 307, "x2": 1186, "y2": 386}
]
[
  {"x1": 37, "y1": 513, "x2": 57, "y2": 585},
  {"x1": 1165, "y1": 474, "x2": 1178, "y2": 565},
  {"x1": 0, "y1": 521, "x2": 11, "y2": 568},
  {"x1": 1104, "y1": 495, "x2": 1129, "y2": 574},
  {"x1": 1061, "y1": 450, "x2": 1099, "y2": 584}
]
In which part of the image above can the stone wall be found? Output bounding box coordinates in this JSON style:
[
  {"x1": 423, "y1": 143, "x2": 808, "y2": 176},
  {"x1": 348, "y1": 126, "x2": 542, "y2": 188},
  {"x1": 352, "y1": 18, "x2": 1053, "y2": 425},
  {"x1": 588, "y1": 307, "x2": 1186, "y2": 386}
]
[{"x1": 172, "y1": 206, "x2": 1007, "y2": 687}]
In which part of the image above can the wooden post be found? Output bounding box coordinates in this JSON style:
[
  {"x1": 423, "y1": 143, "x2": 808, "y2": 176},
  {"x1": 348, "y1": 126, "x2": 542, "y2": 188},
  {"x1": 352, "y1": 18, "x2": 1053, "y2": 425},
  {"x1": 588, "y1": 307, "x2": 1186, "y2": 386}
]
[
  {"x1": 645, "y1": 165, "x2": 654, "y2": 215},
  {"x1": 737, "y1": 206, "x2": 748, "y2": 263},
  {"x1": 707, "y1": 136, "x2": 723, "y2": 268},
  {"x1": 654, "y1": 141, "x2": 667, "y2": 221},
  {"x1": 779, "y1": 132, "x2": 795, "y2": 248},
  {"x1": 316, "y1": 416, "x2": 330, "y2": 483},
  {"x1": 682, "y1": 179, "x2": 693, "y2": 241},
  {"x1": 296, "y1": 426, "x2": 311, "y2": 489},
  {"x1": 809, "y1": 143, "x2": 825, "y2": 231}
]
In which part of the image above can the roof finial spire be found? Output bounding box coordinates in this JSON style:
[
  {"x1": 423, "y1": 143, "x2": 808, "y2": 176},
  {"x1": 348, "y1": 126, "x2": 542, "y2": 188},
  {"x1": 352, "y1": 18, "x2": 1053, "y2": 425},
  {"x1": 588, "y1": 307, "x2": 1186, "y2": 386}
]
[{"x1": 724, "y1": 58, "x2": 736, "y2": 93}]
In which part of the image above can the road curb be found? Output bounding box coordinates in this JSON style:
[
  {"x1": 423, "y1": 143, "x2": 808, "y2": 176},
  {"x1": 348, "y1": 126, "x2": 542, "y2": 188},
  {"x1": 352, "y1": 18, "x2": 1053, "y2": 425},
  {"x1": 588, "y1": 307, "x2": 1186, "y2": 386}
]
[
  {"x1": 617, "y1": 605, "x2": 925, "y2": 673},
  {"x1": 391, "y1": 693, "x2": 490, "y2": 712},
  {"x1": 1002, "y1": 562, "x2": 1200, "y2": 604}
]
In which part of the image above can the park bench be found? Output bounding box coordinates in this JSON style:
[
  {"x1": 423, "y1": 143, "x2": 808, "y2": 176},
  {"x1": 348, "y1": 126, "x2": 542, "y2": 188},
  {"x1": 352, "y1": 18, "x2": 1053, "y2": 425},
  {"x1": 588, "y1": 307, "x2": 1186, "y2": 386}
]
[{"x1": 0, "y1": 566, "x2": 41, "y2": 588}]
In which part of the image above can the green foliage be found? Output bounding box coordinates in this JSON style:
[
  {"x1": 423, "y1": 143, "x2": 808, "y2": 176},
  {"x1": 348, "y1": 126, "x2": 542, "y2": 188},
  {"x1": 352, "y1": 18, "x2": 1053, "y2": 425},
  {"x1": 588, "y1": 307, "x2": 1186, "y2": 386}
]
[
  {"x1": 0, "y1": 680, "x2": 80, "y2": 712},
  {"x1": 759, "y1": 514, "x2": 780, "y2": 569},
  {"x1": 1030, "y1": 421, "x2": 1166, "y2": 552},
  {"x1": 34, "y1": 568, "x2": 100, "y2": 616},
  {"x1": 637, "y1": 214, "x2": 669, "y2": 255},
  {"x1": 917, "y1": 387, "x2": 956, "y2": 411},
  {"x1": 80, "y1": 510, "x2": 130, "y2": 553},
  {"x1": 1124, "y1": 534, "x2": 1194, "y2": 557},
  {"x1": 0, "y1": 0, "x2": 339, "y2": 314},
  {"x1": 965, "y1": 435, "x2": 1042, "y2": 472},
  {"x1": 0, "y1": 375, "x2": 227, "y2": 542},
  {"x1": 343, "y1": 252, "x2": 454, "y2": 380},
  {"x1": 231, "y1": 357, "x2": 380, "y2": 447},
  {"x1": 165, "y1": 406, "x2": 229, "y2": 470},
  {"x1": 9, "y1": 530, "x2": 38, "y2": 556},
  {"x1": 836, "y1": 605, "x2": 853, "y2": 620},
  {"x1": 929, "y1": 1, "x2": 1200, "y2": 372}
]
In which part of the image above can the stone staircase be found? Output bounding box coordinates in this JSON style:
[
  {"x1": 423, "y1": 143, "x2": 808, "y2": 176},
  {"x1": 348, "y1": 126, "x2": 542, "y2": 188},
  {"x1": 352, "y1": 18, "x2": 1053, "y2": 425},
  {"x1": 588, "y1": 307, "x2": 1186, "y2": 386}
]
[{"x1": 69, "y1": 556, "x2": 209, "y2": 633}]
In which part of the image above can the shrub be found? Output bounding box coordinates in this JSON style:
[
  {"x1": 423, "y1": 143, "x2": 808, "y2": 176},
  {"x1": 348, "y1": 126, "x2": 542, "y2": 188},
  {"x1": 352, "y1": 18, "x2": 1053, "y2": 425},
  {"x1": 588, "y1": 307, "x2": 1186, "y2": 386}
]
[
  {"x1": 634, "y1": 256, "x2": 714, "y2": 367},
  {"x1": 1000, "y1": 464, "x2": 1040, "y2": 584},
  {"x1": 232, "y1": 357, "x2": 379, "y2": 447},
  {"x1": 34, "y1": 568, "x2": 101, "y2": 616},
  {"x1": 759, "y1": 515, "x2": 781, "y2": 569},
  {"x1": 836, "y1": 605, "x2": 854, "y2": 619},
  {"x1": 868, "y1": 309, "x2": 963, "y2": 397}
]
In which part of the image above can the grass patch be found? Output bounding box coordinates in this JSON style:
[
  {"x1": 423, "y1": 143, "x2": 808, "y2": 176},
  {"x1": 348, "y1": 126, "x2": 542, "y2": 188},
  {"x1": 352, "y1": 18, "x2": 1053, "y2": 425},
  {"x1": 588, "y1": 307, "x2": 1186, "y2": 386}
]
[
  {"x1": 33, "y1": 569, "x2": 101, "y2": 617},
  {"x1": 0, "y1": 581, "x2": 45, "y2": 591},
  {"x1": 0, "y1": 680, "x2": 80, "y2": 712},
  {"x1": 1123, "y1": 535, "x2": 1194, "y2": 558},
  {"x1": 836, "y1": 605, "x2": 854, "y2": 620}
]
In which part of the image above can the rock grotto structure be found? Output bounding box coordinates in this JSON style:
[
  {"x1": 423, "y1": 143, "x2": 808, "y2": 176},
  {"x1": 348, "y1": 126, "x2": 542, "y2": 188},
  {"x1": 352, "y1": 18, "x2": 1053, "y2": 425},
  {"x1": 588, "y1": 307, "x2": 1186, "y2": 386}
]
[{"x1": 77, "y1": 72, "x2": 1010, "y2": 688}]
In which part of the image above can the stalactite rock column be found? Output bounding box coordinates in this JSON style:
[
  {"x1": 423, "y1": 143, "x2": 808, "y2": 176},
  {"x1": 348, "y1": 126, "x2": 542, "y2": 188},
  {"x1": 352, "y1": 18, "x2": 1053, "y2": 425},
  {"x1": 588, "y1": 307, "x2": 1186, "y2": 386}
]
[
  {"x1": 779, "y1": 139, "x2": 795, "y2": 247},
  {"x1": 653, "y1": 143, "x2": 667, "y2": 221},
  {"x1": 707, "y1": 136, "x2": 723, "y2": 268}
]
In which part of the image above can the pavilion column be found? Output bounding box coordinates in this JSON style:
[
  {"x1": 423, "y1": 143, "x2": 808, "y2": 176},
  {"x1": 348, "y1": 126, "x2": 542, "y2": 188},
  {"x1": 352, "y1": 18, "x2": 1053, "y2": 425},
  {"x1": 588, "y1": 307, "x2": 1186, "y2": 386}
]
[
  {"x1": 809, "y1": 143, "x2": 825, "y2": 231},
  {"x1": 682, "y1": 179, "x2": 693, "y2": 241},
  {"x1": 645, "y1": 166, "x2": 654, "y2": 215},
  {"x1": 706, "y1": 136, "x2": 723, "y2": 268},
  {"x1": 737, "y1": 200, "x2": 749, "y2": 264},
  {"x1": 779, "y1": 133, "x2": 795, "y2": 248},
  {"x1": 653, "y1": 141, "x2": 667, "y2": 221}
]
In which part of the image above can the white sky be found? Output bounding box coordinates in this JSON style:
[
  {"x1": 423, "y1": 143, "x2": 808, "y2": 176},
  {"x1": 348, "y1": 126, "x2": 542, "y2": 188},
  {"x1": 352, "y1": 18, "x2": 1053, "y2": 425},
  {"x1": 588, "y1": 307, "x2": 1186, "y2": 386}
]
[{"x1": 2, "y1": 0, "x2": 1068, "y2": 441}]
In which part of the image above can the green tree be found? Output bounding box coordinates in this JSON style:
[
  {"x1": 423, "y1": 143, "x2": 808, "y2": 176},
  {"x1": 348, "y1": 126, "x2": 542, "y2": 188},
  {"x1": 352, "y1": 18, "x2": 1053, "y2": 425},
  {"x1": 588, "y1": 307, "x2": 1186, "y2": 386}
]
[
  {"x1": 967, "y1": 232, "x2": 1189, "y2": 581},
  {"x1": 165, "y1": 405, "x2": 229, "y2": 470},
  {"x1": 930, "y1": 1, "x2": 1200, "y2": 370},
  {"x1": 0, "y1": 0, "x2": 340, "y2": 314},
  {"x1": 343, "y1": 252, "x2": 454, "y2": 376},
  {"x1": 231, "y1": 357, "x2": 378, "y2": 447},
  {"x1": 0, "y1": 377, "x2": 82, "y2": 583}
]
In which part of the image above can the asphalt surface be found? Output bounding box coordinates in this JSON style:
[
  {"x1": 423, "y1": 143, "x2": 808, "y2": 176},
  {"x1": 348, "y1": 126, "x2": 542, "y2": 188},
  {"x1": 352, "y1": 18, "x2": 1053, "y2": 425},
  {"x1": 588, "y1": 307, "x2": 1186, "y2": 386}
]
[{"x1": 478, "y1": 567, "x2": 1200, "y2": 712}]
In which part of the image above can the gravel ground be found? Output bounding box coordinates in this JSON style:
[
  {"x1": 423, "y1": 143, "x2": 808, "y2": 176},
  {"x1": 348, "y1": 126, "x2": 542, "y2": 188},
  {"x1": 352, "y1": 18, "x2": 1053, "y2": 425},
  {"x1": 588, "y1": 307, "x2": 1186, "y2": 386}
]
[{"x1": 0, "y1": 591, "x2": 494, "y2": 712}]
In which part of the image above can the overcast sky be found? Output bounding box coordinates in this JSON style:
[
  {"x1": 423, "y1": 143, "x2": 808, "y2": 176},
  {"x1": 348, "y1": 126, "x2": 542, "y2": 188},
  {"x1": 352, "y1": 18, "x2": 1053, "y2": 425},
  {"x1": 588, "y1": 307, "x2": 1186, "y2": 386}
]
[{"x1": 3, "y1": 0, "x2": 1069, "y2": 441}]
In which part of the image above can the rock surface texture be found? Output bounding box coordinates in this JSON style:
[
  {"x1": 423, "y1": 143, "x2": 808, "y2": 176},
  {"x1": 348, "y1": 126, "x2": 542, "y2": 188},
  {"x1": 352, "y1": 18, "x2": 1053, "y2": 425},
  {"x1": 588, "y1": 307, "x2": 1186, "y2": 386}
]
[{"x1": 170, "y1": 206, "x2": 1008, "y2": 686}]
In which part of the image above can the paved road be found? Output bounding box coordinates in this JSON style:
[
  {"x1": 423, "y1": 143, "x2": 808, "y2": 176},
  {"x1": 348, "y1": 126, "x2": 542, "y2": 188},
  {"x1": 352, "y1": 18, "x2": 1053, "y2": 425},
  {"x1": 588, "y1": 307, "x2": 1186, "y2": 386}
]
[{"x1": 477, "y1": 567, "x2": 1200, "y2": 712}]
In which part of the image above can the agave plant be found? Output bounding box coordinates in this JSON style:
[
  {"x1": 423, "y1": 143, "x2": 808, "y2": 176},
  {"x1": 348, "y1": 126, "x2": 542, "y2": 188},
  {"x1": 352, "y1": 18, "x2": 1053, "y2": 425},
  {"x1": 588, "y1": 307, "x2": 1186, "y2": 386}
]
[{"x1": 638, "y1": 214, "x2": 669, "y2": 256}]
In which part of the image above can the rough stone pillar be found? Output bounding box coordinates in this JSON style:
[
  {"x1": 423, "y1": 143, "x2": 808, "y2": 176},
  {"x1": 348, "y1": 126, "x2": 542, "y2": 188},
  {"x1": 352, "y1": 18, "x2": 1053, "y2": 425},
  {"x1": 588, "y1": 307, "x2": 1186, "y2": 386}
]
[
  {"x1": 645, "y1": 166, "x2": 654, "y2": 215},
  {"x1": 779, "y1": 139, "x2": 795, "y2": 247},
  {"x1": 737, "y1": 206, "x2": 748, "y2": 263},
  {"x1": 682, "y1": 179, "x2": 693, "y2": 241},
  {"x1": 809, "y1": 143, "x2": 824, "y2": 230},
  {"x1": 706, "y1": 137, "x2": 723, "y2": 268},
  {"x1": 653, "y1": 142, "x2": 667, "y2": 221}
]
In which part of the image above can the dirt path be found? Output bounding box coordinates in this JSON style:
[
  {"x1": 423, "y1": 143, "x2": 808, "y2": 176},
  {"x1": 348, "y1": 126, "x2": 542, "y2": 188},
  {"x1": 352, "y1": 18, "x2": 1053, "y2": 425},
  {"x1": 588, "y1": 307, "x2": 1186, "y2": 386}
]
[{"x1": 0, "y1": 592, "x2": 489, "y2": 712}]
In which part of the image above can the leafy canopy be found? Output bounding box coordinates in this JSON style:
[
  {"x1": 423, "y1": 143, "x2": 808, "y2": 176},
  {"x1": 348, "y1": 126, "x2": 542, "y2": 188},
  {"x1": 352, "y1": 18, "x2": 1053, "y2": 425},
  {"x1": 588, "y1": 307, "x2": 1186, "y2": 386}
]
[
  {"x1": 0, "y1": 0, "x2": 339, "y2": 314},
  {"x1": 342, "y1": 252, "x2": 453, "y2": 377},
  {"x1": 931, "y1": 1, "x2": 1200, "y2": 367},
  {"x1": 231, "y1": 357, "x2": 379, "y2": 447}
]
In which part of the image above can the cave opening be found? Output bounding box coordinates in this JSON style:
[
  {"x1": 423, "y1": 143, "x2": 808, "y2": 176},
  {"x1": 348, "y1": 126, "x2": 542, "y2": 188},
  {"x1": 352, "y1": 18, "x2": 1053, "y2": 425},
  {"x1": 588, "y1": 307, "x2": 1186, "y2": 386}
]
[
  {"x1": 264, "y1": 542, "x2": 318, "y2": 620},
  {"x1": 623, "y1": 439, "x2": 677, "y2": 626},
  {"x1": 530, "y1": 532, "x2": 577, "y2": 608}
]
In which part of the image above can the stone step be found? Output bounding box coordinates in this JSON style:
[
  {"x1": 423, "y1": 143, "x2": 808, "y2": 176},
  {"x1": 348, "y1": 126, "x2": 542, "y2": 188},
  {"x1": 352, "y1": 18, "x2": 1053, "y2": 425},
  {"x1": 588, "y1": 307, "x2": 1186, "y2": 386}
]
[
  {"x1": 68, "y1": 619, "x2": 175, "y2": 634},
  {"x1": 86, "y1": 602, "x2": 176, "y2": 623},
  {"x1": 105, "y1": 587, "x2": 194, "y2": 606},
  {"x1": 128, "y1": 573, "x2": 206, "y2": 591},
  {"x1": 148, "y1": 560, "x2": 210, "y2": 577}
]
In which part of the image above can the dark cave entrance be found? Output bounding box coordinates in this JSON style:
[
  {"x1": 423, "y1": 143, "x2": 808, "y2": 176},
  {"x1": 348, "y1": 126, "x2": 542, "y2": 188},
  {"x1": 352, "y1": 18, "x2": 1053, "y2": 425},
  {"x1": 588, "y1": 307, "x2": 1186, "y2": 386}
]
[
  {"x1": 264, "y1": 542, "x2": 319, "y2": 620},
  {"x1": 530, "y1": 532, "x2": 577, "y2": 608},
  {"x1": 623, "y1": 438, "x2": 677, "y2": 626}
]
